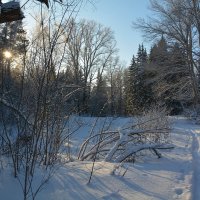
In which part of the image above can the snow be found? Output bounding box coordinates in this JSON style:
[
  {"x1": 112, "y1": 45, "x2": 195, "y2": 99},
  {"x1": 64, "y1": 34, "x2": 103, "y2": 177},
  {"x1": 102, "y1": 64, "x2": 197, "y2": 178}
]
[
  {"x1": 0, "y1": 116, "x2": 200, "y2": 199},
  {"x1": 191, "y1": 129, "x2": 200, "y2": 199}
]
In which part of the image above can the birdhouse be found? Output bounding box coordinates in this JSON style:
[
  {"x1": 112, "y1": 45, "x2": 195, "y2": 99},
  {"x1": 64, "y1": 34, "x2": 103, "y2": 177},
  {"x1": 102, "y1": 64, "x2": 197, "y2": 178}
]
[{"x1": 0, "y1": 1, "x2": 24, "y2": 24}]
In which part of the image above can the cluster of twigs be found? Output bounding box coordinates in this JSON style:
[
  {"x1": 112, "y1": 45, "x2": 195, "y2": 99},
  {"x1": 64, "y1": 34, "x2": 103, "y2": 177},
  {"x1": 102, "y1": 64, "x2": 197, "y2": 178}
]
[{"x1": 79, "y1": 106, "x2": 172, "y2": 163}]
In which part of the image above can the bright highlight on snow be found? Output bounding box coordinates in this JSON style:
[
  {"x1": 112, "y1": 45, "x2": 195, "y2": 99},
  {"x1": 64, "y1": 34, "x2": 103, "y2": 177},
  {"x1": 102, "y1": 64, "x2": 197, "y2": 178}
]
[{"x1": 3, "y1": 50, "x2": 12, "y2": 59}]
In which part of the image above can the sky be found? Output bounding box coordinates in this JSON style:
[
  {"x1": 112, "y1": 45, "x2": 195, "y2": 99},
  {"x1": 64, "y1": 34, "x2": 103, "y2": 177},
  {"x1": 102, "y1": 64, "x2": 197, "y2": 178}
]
[
  {"x1": 78, "y1": 0, "x2": 152, "y2": 65},
  {"x1": 19, "y1": 0, "x2": 152, "y2": 66}
]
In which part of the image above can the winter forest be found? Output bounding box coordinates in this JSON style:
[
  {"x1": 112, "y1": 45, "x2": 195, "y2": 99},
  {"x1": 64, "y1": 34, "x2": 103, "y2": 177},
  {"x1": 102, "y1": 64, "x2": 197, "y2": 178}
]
[{"x1": 0, "y1": 0, "x2": 200, "y2": 199}]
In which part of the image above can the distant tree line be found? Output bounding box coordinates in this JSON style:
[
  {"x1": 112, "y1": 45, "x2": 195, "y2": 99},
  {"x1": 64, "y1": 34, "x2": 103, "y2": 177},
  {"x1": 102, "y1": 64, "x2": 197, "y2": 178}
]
[
  {"x1": 0, "y1": 19, "x2": 197, "y2": 118},
  {"x1": 125, "y1": 37, "x2": 191, "y2": 116},
  {"x1": 1, "y1": 0, "x2": 200, "y2": 120}
]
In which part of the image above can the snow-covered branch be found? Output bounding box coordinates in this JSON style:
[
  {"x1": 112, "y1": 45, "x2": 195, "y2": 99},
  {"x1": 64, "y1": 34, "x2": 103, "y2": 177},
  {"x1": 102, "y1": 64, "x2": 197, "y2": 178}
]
[{"x1": 79, "y1": 106, "x2": 171, "y2": 163}]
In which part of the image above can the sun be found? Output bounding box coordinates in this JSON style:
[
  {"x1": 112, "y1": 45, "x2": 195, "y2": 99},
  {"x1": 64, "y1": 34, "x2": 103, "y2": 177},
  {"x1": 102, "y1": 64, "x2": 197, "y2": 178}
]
[{"x1": 3, "y1": 51, "x2": 12, "y2": 59}]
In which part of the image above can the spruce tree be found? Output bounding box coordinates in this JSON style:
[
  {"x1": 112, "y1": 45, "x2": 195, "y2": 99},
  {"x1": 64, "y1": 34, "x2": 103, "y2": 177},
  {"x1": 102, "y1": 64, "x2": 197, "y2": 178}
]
[
  {"x1": 148, "y1": 36, "x2": 170, "y2": 102},
  {"x1": 125, "y1": 44, "x2": 153, "y2": 115},
  {"x1": 125, "y1": 55, "x2": 136, "y2": 115},
  {"x1": 149, "y1": 36, "x2": 168, "y2": 66},
  {"x1": 164, "y1": 43, "x2": 189, "y2": 114},
  {"x1": 90, "y1": 69, "x2": 108, "y2": 116},
  {"x1": 137, "y1": 43, "x2": 147, "y2": 66},
  {"x1": 148, "y1": 37, "x2": 189, "y2": 114}
]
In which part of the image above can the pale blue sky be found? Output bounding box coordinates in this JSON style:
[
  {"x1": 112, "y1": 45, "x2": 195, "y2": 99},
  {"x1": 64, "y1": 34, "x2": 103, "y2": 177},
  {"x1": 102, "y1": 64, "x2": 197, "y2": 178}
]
[
  {"x1": 20, "y1": 0, "x2": 151, "y2": 65},
  {"x1": 78, "y1": 0, "x2": 151, "y2": 65}
]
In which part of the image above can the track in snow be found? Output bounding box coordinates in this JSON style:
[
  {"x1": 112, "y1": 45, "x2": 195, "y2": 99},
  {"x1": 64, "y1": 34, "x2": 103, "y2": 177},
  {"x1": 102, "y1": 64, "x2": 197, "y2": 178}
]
[{"x1": 191, "y1": 129, "x2": 200, "y2": 200}]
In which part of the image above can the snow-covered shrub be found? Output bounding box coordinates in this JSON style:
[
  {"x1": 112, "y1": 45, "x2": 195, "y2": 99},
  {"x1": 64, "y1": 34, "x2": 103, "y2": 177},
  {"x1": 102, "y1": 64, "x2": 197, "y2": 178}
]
[
  {"x1": 79, "y1": 105, "x2": 171, "y2": 163},
  {"x1": 135, "y1": 105, "x2": 170, "y2": 144},
  {"x1": 183, "y1": 106, "x2": 200, "y2": 124}
]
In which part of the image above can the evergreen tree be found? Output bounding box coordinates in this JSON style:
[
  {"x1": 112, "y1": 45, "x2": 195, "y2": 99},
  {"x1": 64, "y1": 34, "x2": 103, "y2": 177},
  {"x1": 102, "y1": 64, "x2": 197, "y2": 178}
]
[
  {"x1": 164, "y1": 43, "x2": 190, "y2": 114},
  {"x1": 125, "y1": 44, "x2": 153, "y2": 115},
  {"x1": 148, "y1": 36, "x2": 170, "y2": 102},
  {"x1": 148, "y1": 37, "x2": 189, "y2": 114},
  {"x1": 125, "y1": 55, "x2": 136, "y2": 115},
  {"x1": 157, "y1": 35, "x2": 168, "y2": 58},
  {"x1": 137, "y1": 43, "x2": 147, "y2": 66},
  {"x1": 89, "y1": 69, "x2": 108, "y2": 116}
]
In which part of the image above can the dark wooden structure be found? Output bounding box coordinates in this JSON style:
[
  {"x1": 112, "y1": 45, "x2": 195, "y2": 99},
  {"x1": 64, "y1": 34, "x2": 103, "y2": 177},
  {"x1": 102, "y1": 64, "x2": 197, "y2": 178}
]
[{"x1": 0, "y1": 1, "x2": 24, "y2": 24}]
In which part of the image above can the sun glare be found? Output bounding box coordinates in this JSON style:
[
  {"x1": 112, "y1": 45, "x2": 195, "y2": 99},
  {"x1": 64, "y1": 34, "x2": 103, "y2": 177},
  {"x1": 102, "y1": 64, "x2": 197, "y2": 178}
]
[{"x1": 3, "y1": 51, "x2": 12, "y2": 59}]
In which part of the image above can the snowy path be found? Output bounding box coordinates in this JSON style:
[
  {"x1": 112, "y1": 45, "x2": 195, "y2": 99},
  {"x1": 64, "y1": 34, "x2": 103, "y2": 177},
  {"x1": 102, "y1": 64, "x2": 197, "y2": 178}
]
[
  {"x1": 191, "y1": 129, "x2": 200, "y2": 200},
  {"x1": 172, "y1": 118, "x2": 200, "y2": 200}
]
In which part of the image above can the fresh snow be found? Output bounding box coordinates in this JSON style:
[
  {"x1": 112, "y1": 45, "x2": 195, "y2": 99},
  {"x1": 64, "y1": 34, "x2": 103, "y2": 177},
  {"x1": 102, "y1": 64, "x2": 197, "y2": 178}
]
[{"x1": 0, "y1": 117, "x2": 200, "y2": 200}]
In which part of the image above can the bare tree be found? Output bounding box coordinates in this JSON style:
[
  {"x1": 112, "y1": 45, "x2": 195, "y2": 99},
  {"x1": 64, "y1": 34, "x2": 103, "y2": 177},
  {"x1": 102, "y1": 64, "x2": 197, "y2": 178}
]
[
  {"x1": 106, "y1": 59, "x2": 125, "y2": 115},
  {"x1": 65, "y1": 19, "x2": 118, "y2": 113}
]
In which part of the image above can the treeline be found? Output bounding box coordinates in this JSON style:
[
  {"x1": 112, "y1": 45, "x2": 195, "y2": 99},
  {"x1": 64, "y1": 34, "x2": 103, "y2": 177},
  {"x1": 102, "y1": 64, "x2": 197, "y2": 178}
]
[
  {"x1": 0, "y1": 19, "x2": 196, "y2": 117},
  {"x1": 125, "y1": 38, "x2": 191, "y2": 115}
]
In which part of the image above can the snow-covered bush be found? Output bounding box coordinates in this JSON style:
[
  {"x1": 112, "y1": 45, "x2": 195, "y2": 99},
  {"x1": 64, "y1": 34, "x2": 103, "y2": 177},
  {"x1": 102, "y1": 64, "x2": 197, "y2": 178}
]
[
  {"x1": 135, "y1": 105, "x2": 170, "y2": 144},
  {"x1": 183, "y1": 106, "x2": 200, "y2": 124},
  {"x1": 79, "y1": 105, "x2": 171, "y2": 163}
]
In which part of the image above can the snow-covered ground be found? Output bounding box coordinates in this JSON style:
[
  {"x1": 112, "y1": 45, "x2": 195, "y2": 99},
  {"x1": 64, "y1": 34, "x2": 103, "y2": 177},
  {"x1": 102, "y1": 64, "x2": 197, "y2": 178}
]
[{"x1": 0, "y1": 117, "x2": 200, "y2": 200}]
